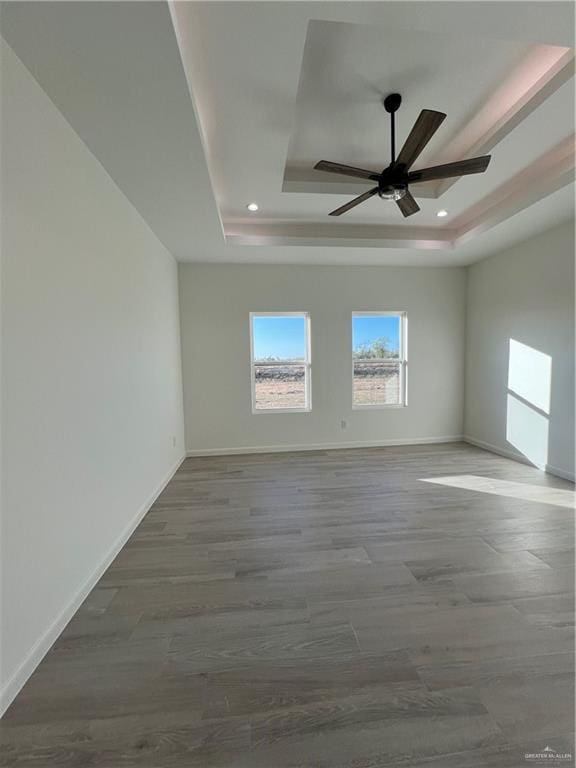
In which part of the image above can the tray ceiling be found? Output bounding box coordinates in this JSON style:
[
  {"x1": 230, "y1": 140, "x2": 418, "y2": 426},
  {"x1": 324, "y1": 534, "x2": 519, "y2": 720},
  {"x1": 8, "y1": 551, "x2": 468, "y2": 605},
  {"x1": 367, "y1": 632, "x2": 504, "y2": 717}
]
[
  {"x1": 172, "y1": 2, "x2": 574, "y2": 249},
  {"x1": 2, "y1": 1, "x2": 574, "y2": 264}
]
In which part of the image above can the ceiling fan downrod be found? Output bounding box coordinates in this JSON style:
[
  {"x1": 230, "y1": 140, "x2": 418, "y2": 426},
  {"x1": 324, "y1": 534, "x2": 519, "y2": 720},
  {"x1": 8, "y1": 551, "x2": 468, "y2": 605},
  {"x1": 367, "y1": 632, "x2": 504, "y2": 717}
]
[
  {"x1": 380, "y1": 93, "x2": 406, "y2": 201},
  {"x1": 383, "y1": 92, "x2": 402, "y2": 165}
]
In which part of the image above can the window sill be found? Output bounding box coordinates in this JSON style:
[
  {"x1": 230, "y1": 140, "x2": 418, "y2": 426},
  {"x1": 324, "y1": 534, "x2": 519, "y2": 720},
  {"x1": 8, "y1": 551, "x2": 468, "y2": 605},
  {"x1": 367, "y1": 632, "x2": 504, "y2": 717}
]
[
  {"x1": 252, "y1": 407, "x2": 312, "y2": 415},
  {"x1": 352, "y1": 404, "x2": 407, "y2": 411}
]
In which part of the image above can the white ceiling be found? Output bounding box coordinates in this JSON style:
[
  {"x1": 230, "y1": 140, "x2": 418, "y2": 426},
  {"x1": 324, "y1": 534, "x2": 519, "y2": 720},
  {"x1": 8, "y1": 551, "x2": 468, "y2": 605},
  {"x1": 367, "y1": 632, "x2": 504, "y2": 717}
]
[
  {"x1": 0, "y1": 1, "x2": 223, "y2": 261},
  {"x1": 1, "y1": 1, "x2": 574, "y2": 265}
]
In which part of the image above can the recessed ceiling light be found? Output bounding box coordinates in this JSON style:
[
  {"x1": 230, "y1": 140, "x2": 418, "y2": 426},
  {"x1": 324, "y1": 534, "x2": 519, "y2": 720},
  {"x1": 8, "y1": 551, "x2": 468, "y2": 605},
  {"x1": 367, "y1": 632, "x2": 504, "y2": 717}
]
[
  {"x1": 436, "y1": 209, "x2": 448, "y2": 218},
  {"x1": 247, "y1": 203, "x2": 259, "y2": 212}
]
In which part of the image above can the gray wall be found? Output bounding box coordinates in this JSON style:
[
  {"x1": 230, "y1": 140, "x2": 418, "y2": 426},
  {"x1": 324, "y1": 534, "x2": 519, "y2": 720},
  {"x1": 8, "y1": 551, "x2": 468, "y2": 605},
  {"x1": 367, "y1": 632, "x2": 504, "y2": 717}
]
[
  {"x1": 465, "y1": 220, "x2": 575, "y2": 480},
  {"x1": 1, "y1": 42, "x2": 185, "y2": 711},
  {"x1": 179, "y1": 263, "x2": 466, "y2": 453}
]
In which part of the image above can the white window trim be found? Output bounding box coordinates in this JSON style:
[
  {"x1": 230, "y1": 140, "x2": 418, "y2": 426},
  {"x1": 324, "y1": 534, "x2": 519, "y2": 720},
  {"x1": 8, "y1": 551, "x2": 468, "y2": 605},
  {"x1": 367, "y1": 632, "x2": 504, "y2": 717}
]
[
  {"x1": 250, "y1": 312, "x2": 312, "y2": 414},
  {"x1": 351, "y1": 311, "x2": 408, "y2": 410}
]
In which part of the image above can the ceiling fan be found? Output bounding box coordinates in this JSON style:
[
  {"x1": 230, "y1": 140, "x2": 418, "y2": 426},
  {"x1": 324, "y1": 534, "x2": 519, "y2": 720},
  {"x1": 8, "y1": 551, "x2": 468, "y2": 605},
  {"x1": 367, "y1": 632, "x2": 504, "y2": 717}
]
[{"x1": 314, "y1": 93, "x2": 491, "y2": 218}]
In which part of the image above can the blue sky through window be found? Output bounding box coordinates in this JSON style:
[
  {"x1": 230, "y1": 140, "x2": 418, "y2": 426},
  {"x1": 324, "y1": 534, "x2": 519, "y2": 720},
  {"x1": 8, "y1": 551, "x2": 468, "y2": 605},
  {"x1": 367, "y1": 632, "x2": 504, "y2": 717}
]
[
  {"x1": 353, "y1": 315, "x2": 400, "y2": 356},
  {"x1": 252, "y1": 315, "x2": 306, "y2": 361}
]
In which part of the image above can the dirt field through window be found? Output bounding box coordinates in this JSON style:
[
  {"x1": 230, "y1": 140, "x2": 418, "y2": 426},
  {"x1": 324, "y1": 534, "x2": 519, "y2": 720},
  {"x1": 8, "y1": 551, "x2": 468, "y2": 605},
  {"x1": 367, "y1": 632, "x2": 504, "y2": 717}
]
[{"x1": 253, "y1": 366, "x2": 400, "y2": 409}]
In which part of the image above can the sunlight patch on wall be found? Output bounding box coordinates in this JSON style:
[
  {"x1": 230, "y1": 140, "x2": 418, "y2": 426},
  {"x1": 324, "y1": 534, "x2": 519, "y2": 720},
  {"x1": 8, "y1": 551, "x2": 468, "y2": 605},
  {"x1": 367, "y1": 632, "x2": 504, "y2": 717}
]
[
  {"x1": 506, "y1": 393, "x2": 549, "y2": 468},
  {"x1": 422, "y1": 475, "x2": 574, "y2": 509},
  {"x1": 508, "y1": 339, "x2": 552, "y2": 414},
  {"x1": 506, "y1": 339, "x2": 552, "y2": 468}
]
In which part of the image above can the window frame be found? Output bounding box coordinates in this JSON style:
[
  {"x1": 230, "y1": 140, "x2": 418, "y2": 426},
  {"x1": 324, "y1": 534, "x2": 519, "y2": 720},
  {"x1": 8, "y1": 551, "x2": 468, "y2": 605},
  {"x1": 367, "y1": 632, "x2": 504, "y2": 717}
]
[
  {"x1": 249, "y1": 311, "x2": 312, "y2": 414},
  {"x1": 351, "y1": 311, "x2": 408, "y2": 410}
]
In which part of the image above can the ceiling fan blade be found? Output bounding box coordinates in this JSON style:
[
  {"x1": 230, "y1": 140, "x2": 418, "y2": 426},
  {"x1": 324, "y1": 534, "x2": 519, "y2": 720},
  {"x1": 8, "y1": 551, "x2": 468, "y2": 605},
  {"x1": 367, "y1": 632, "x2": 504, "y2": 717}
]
[
  {"x1": 315, "y1": 160, "x2": 381, "y2": 181},
  {"x1": 396, "y1": 110, "x2": 446, "y2": 170},
  {"x1": 397, "y1": 191, "x2": 420, "y2": 218},
  {"x1": 329, "y1": 187, "x2": 379, "y2": 216},
  {"x1": 408, "y1": 155, "x2": 491, "y2": 183}
]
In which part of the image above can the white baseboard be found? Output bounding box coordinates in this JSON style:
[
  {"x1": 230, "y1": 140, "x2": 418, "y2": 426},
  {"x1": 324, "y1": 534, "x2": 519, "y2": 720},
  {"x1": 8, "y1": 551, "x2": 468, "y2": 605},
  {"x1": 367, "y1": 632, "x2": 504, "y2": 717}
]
[
  {"x1": 463, "y1": 435, "x2": 575, "y2": 482},
  {"x1": 464, "y1": 435, "x2": 537, "y2": 466},
  {"x1": 0, "y1": 454, "x2": 185, "y2": 718},
  {"x1": 187, "y1": 436, "x2": 574, "y2": 481},
  {"x1": 544, "y1": 464, "x2": 576, "y2": 483},
  {"x1": 186, "y1": 435, "x2": 464, "y2": 458}
]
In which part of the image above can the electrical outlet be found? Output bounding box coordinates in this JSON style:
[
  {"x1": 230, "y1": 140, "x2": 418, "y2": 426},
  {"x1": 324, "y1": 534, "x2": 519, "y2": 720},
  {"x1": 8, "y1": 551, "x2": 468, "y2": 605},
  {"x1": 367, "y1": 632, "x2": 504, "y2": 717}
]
[
  {"x1": 172, "y1": 436, "x2": 177, "y2": 448},
  {"x1": 341, "y1": 420, "x2": 347, "y2": 430}
]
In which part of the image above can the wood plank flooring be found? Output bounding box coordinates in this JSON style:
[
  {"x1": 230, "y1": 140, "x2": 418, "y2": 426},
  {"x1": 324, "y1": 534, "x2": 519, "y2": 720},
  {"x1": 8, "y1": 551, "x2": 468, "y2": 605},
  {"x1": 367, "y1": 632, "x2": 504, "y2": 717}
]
[{"x1": 2, "y1": 442, "x2": 574, "y2": 767}]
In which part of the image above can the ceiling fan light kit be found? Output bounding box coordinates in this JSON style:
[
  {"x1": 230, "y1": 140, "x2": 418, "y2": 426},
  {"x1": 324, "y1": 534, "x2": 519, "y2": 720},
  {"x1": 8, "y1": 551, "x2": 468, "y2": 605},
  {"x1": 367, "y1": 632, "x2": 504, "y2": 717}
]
[
  {"x1": 314, "y1": 93, "x2": 491, "y2": 218},
  {"x1": 378, "y1": 183, "x2": 407, "y2": 201}
]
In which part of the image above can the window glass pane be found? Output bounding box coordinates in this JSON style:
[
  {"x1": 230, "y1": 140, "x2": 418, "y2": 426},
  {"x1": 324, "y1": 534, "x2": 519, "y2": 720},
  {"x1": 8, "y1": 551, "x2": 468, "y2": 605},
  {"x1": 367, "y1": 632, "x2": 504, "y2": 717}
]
[
  {"x1": 352, "y1": 315, "x2": 400, "y2": 360},
  {"x1": 353, "y1": 361, "x2": 401, "y2": 406},
  {"x1": 252, "y1": 316, "x2": 306, "y2": 362},
  {"x1": 254, "y1": 364, "x2": 306, "y2": 410}
]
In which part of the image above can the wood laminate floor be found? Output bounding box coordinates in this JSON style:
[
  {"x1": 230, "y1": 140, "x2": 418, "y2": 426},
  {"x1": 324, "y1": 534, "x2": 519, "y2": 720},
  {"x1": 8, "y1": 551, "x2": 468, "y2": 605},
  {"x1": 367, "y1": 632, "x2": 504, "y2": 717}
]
[{"x1": 2, "y1": 443, "x2": 575, "y2": 767}]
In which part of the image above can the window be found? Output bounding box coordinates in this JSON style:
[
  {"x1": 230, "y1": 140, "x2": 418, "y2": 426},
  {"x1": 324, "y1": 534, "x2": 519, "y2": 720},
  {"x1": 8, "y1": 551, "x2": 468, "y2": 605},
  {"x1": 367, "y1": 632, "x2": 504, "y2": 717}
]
[
  {"x1": 250, "y1": 313, "x2": 311, "y2": 412},
  {"x1": 352, "y1": 312, "x2": 407, "y2": 408}
]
